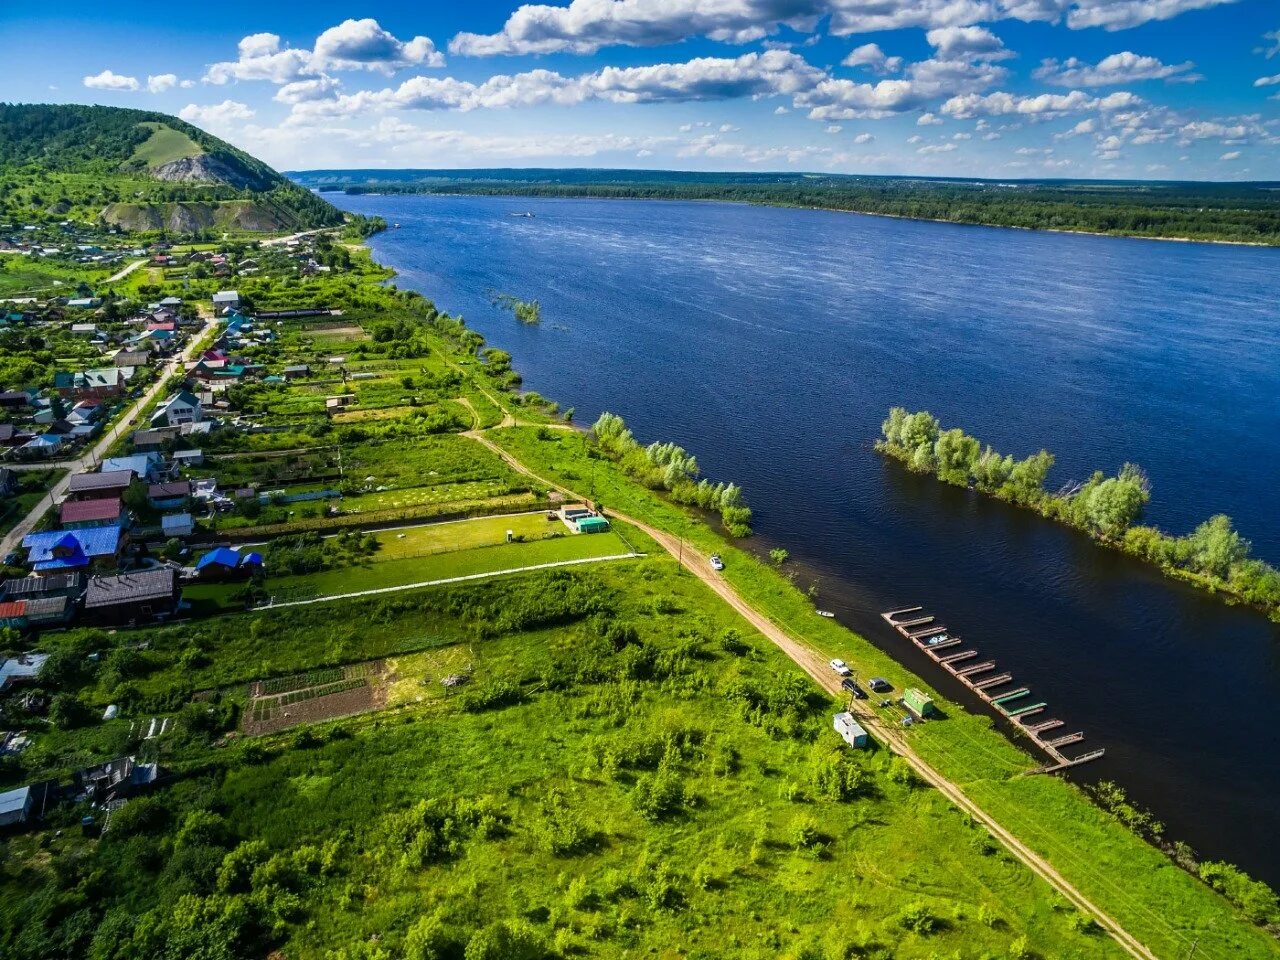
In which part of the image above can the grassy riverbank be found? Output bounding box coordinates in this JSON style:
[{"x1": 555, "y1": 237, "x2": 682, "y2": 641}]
[
  {"x1": 877, "y1": 407, "x2": 1280, "y2": 621},
  {"x1": 493, "y1": 423, "x2": 1280, "y2": 960}
]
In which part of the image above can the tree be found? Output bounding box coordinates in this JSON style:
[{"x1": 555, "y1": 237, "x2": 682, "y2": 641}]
[
  {"x1": 1184, "y1": 514, "x2": 1250, "y2": 579},
  {"x1": 49, "y1": 692, "x2": 90, "y2": 729},
  {"x1": 1005, "y1": 450, "x2": 1055, "y2": 501},
  {"x1": 933, "y1": 428, "x2": 980, "y2": 485},
  {"x1": 1077, "y1": 465, "x2": 1149, "y2": 539},
  {"x1": 769, "y1": 548, "x2": 789, "y2": 567},
  {"x1": 899, "y1": 411, "x2": 940, "y2": 453}
]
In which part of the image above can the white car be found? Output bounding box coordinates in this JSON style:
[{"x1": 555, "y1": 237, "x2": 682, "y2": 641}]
[
  {"x1": 829, "y1": 658, "x2": 851, "y2": 676},
  {"x1": 709, "y1": 554, "x2": 725, "y2": 571}
]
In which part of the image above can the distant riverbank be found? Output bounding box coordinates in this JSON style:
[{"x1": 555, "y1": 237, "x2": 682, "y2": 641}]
[{"x1": 297, "y1": 173, "x2": 1280, "y2": 247}]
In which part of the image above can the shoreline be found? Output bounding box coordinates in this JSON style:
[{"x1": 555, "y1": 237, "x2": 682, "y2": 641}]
[{"x1": 334, "y1": 187, "x2": 1280, "y2": 249}]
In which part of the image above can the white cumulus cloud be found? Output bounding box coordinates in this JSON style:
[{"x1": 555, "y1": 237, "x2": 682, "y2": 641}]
[
  {"x1": 205, "y1": 19, "x2": 444, "y2": 85},
  {"x1": 843, "y1": 43, "x2": 903, "y2": 74},
  {"x1": 1034, "y1": 52, "x2": 1196, "y2": 86},
  {"x1": 83, "y1": 69, "x2": 139, "y2": 92},
  {"x1": 311, "y1": 18, "x2": 445, "y2": 73},
  {"x1": 179, "y1": 100, "x2": 256, "y2": 130}
]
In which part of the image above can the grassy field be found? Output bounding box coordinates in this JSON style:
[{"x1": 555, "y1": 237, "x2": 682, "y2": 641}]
[
  {"x1": 128, "y1": 122, "x2": 203, "y2": 168},
  {"x1": 260, "y1": 526, "x2": 636, "y2": 602},
  {"x1": 491, "y1": 425, "x2": 1280, "y2": 960},
  {"x1": 0, "y1": 562, "x2": 1129, "y2": 960}
]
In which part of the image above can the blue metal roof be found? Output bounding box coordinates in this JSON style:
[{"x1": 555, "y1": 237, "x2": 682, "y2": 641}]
[
  {"x1": 195, "y1": 547, "x2": 241, "y2": 570},
  {"x1": 23, "y1": 526, "x2": 121, "y2": 570}
]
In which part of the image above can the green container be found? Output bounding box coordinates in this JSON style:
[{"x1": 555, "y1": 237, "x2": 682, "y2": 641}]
[{"x1": 903, "y1": 687, "x2": 937, "y2": 718}]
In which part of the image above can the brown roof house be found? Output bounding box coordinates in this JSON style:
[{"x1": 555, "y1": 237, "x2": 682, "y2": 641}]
[{"x1": 83, "y1": 568, "x2": 179, "y2": 625}]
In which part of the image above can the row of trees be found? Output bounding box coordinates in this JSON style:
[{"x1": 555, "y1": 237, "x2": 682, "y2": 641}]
[
  {"x1": 879, "y1": 408, "x2": 1280, "y2": 616},
  {"x1": 591, "y1": 412, "x2": 753, "y2": 536}
]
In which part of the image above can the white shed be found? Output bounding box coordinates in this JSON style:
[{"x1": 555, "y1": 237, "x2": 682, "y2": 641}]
[{"x1": 833, "y1": 712, "x2": 869, "y2": 749}]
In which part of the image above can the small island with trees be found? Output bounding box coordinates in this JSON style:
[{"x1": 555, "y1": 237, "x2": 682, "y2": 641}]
[{"x1": 878, "y1": 407, "x2": 1280, "y2": 619}]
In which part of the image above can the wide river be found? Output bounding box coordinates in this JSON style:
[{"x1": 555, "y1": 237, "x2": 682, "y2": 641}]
[{"x1": 337, "y1": 192, "x2": 1280, "y2": 885}]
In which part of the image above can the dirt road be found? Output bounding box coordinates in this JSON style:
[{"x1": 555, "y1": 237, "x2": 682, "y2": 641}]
[
  {"x1": 105, "y1": 258, "x2": 147, "y2": 284},
  {"x1": 465, "y1": 426, "x2": 1160, "y2": 960}
]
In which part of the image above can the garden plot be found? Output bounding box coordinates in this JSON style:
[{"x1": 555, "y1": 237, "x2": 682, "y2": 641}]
[
  {"x1": 385, "y1": 645, "x2": 476, "y2": 707},
  {"x1": 244, "y1": 661, "x2": 388, "y2": 735}
]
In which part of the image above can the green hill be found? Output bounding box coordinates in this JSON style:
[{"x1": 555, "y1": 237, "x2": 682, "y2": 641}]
[{"x1": 0, "y1": 103, "x2": 343, "y2": 233}]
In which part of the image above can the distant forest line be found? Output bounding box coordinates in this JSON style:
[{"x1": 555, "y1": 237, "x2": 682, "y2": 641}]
[{"x1": 290, "y1": 168, "x2": 1280, "y2": 245}]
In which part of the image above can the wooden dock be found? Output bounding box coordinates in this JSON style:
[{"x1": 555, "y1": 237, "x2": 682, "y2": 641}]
[{"x1": 880, "y1": 606, "x2": 1103, "y2": 771}]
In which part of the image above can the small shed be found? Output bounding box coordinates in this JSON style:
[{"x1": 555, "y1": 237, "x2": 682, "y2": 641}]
[
  {"x1": 161, "y1": 513, "x2": 195, "y2": 538},
  {"x1": 833, "y1": 711, "x2": 869, "y2": 749},
  {"x1": 172, "y1": 448, "x2": 204, "y2": 467},
  {"x1": 903, "y1": 688, "x2": 937, "y2": 719},
  {"x1": 0, "y1": 786, "x2": 34, "y2": 828}
]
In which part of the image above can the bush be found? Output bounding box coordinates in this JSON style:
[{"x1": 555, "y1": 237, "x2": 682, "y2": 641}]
[
  {"x1": 49, "y1": 692, "x2": 91, "y2": 730},
  {"x1": 403, "y1": 914, "x2": 450, "y2": 960},
  {"x1": 463, "y1": 919, "x2": 546, "y2": 960},
  {"x1": 897, "y1": 901, "x2": 941, "y2": 935},
  {"x1": 1198, "y1": 861, "x2": 1280, "y2": 925},
  {"x1": 631, "y1": 763, "x2": 686, "y2": 822}
]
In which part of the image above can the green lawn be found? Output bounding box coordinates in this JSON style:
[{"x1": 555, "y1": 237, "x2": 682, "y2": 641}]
[
  {"x1": 262, "y1": 527, "x2": 636, "y2": 602},
  {"x1": 373, "y1": 511, "x2": 567, "y2": 558}
]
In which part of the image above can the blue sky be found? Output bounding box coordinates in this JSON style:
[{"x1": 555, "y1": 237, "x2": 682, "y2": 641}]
[{"x1": 3, "y1": 0, "x2": 1278, "y2": 179}]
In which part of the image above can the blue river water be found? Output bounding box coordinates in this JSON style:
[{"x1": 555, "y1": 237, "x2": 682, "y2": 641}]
[{"x1": 335, "y1": 192, "x2": 1280, "y2": 885}]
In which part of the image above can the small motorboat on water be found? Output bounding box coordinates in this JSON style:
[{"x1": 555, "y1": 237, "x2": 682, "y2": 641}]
[
  {"x1": 925, "y1": 633, "x2": 950, "y2": 645},
  {"x1": 816, "y1": 610, "x2": 835, "y2": 618},
  {"x1": 509, "y1": 212, "x2": 536, "y2": 218},
  {"x1": 393, "y1": 223, "x2": 401, "y2": 229}
]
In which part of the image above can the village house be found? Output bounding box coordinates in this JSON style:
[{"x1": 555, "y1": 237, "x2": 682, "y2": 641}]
[
  {"x1": 101, "y1": 453, "x2": 162, "y2": 482},
  {"x1": 194, "y1": 547, "x2": 263, "y2": 582},
  {"x1": 212, "y1": 290, "x2": 240, "y2": 311},
  {"x1": 53, "y1": 368, "x2": 125, "y2": 402},
  {"x1": 83, "y1": 568, "x2": 179, "y2": 625},
  {"x1": 0, "y1": 390, "x2": 34, "y2": 409},
  {"x1": 147, "y1": 480, "x2": 190, "y2": 511},
  {"x1": 131, "y1": 426, "x2": 179, "y2": 452},
  {"x1": 22, "y1": 526, "x2": 123, "y2": 573},
  {"x1": 18, "y1": 433, "x2": 67, "y2": 459},
  {"x1": 59, "y1": 497, "x2": 126, "y2": 530},
  {"x1": 0, "y1": 425, "x2": 32, "y2": 448},
  {"x1": 67, "y1": 469, "x2": 134, "y2": 501},
  {"x1": 2, "y1": 573, "x2": 85, "y2": 603},
  {"x1": 150, "y1": 390, "x2": 202, "y2": 428},
  {"x1": 110, "y1": 350, "x2": 151, "y2": 368},
  {"x1": 0, "y1": 596, "x2": 74, "y2": 632},
  {"x1": 0, "y1": 786, "x2": 38, "y2": 828}
]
